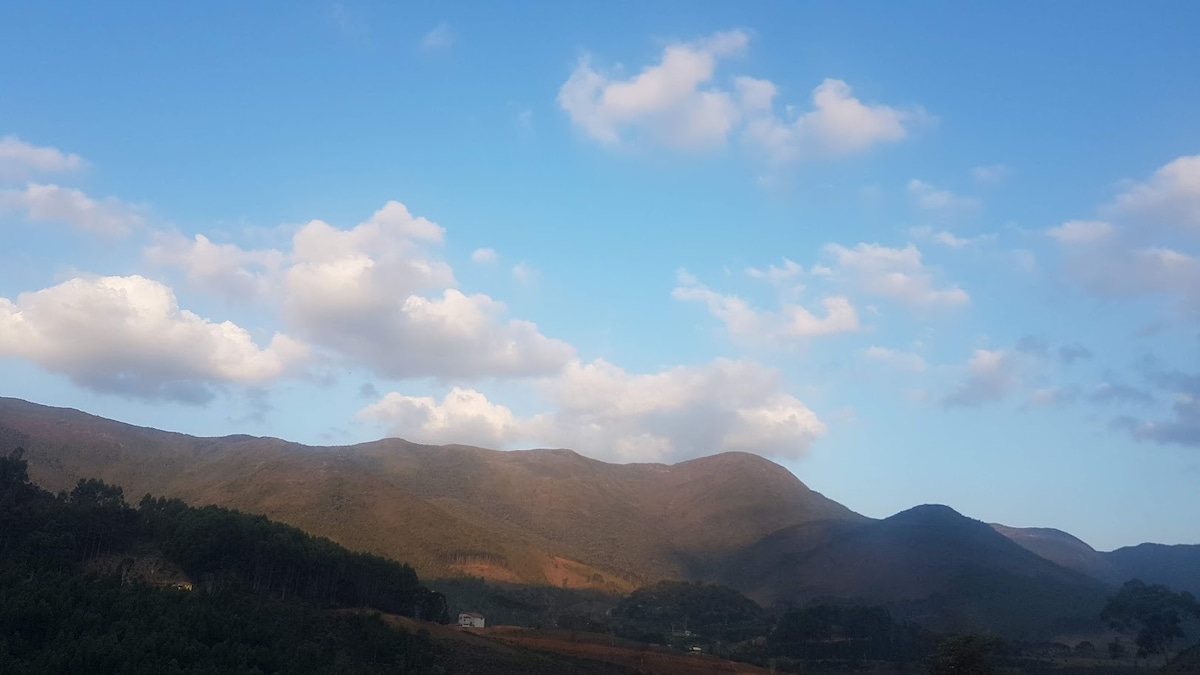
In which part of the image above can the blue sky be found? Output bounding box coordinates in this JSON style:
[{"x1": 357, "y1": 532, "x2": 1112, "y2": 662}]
[{"x1": 1, "y1": 2, "x2": 1198, "y2": 550}]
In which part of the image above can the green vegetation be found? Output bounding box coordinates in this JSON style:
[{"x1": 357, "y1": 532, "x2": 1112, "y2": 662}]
[
  {"x1": 766, "y1": 604, "x2": 938, "y2": 664},
  {"x1": 0, "y1": 449, "x2": 443, "y2": 674},
  {"x1": 612, "y1": 580, "x2": 770, "y2": 644},
  {"x1": 1102, "y1": 579, "x2": 1200, "y2": 664}
]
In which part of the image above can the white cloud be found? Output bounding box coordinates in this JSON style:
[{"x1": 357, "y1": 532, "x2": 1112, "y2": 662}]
[
  {"x1": 745, "y1": 258, "x2": 803, "y2": 285},
  {"x1": 420, "y1": 23, "x2": 454, "y2": 52},
  {"x1": 471, "y1": 247, "x2": 498, "y2": 264},
  {"x1": 0, "y1": 137, "x2": 86, "y2": 181},
  {"x1": 282, "y1": 205, "x2": 572, "y2": 379},
  {"x1": 358, "y1": 387, "x2": 522, "y2": 448},
  {"x1": 511, "y1": 262, "x2": 539, "y2": 285},
  {"x1": 864, "y1": 346, "x2": 927, "y2": 373},
  {"x1": 0, "y1": 275, "x2": 308, "y2": 402},
  {"x1": 943, "y1": 349, "x2": 1020, "y2": 407},
  {"x1": 0, "y1": 183, "x2": 145, "y2": 235},
  {"x1": 823, "y1": 242, "x2": 969, "y2": 308},
  {"x1": 558, "y1": 32, "x2": 922, "y2": 161},
  {"x1": 1023, "y1": 386, "x2": 1078, "y2": 409},
  {"x1": 971, "y1": 164, "x2": 1009, "y2": 184},
  {"x1": 743, "y1": 79, "x2": 921, "y2": 163},
  {"x1": 1048, "y1": 157, "x2": 1200, "y2": 313},
  {"x1": 1046, "y1": 220, "x2": 1116, "y2": 244},
  {"x1": 1109, "y1": 154, "x2": 1200, "y2": 232},
  {"x1": 539, "y1": 358, "x2": 825, "y2": 462},
  {"x1": 148, "y1": 200, "x2": 573, "y2": 381},
  {"x1": 673, "y1": 273, "x2": 859, "y2": 345},
  {"x1": 145, "y1": 232, "x2": 284, "y2": 301},
  {"x1": 910, "y1": 226, "x2": 991, "y2": 248},
  {"x1": 907, "y1": 179, "x2": 979, "y2": 214},
  {"x1": 360, "y1": 359, "x2": 827, "y2": 463},
  {"x1": 558, "y1": 31, "x2": 748, "y2": 149}
]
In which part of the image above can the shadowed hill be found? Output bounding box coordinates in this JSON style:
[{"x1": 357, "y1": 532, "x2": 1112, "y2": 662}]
[
  {"x1": 722, "y1": 505, "x2": 1113, "y2": 639},
  {"x1": 993, "y1": 524, "x2": 1200, "y2": 596},
  {"x1": 1104, "y1": 543, "x2": 1200, "y2": 597},
  {"x1": 6, "y1": 396, "x2": 1181, "y2": 639},
  {"x1": 990, "y1": 523, "x2": 1122, "y2": 583}
]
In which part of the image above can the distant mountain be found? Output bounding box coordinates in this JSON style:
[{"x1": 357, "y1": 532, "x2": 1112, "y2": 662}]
[
  {"x1": 990, "y1": 524, "x2": 1122, "y2": 583},
  {"x1": 993, "y1": 524, "x2": 1200, "y2": 596},
  {"x1": 5, "y1": 396, "x2": 1189, "y2": 639},
  {"x1": 1104, "y1": 544, "x2": 1200, "y2": 597},
  {"x1": 724, "y1": 505, "x2": 1111, "y2": 639}
]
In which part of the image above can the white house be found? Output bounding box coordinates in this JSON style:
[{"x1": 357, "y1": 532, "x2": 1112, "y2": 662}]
[{"x1": 458, "y1": 612, "x2": 485, "y2": 628}]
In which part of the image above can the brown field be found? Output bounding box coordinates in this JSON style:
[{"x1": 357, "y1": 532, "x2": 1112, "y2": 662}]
[{"x1": 382, "y1": 615, "x2": 771, "y2": 674}]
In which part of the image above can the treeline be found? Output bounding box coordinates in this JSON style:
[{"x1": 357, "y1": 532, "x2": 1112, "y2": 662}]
[
  {"x1": 140, "y1": 496, "x2": 446, "y2": 619},
  {"x1": 0, "y1": 449, "x2": 445, "y2": 674},
  {"x1": 610, "y1": 581, "x2": 941, "y2": 670}
]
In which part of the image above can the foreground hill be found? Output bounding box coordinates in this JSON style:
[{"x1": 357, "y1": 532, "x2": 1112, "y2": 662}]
[
  {"x1": 0, "y1": 396, "x2": 859, "y2": 592},
  {"x1": 5, "y1": 396, "x2": 1188, "y2": 639}
]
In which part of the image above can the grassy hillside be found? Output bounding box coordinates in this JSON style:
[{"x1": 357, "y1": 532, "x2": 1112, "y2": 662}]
[
  {"x1": 3, "y1": 396, "x2": 1169, "y2": 640},
  {"x1": 0, "y1": 396, "x2": 860, "y2": 592}
]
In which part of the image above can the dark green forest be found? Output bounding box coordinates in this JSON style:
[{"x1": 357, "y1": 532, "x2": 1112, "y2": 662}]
[{"x1": 0, "y1": 449, "x2": 445, "y2": 674}]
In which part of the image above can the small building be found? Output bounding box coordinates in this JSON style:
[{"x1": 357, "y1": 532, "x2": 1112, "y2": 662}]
[{"x1": 458, "y1": 612, "x2": 485, "y2": 628}]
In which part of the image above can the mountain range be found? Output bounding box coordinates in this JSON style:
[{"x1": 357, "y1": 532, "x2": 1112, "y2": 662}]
[{"x1": 1, "y1": 396, "x2": 1195, "y2": 639}]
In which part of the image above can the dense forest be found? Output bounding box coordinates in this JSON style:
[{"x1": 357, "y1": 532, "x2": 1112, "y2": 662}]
[{"x1": 0, "y1": 448, "x2": 445, "y2": 674}]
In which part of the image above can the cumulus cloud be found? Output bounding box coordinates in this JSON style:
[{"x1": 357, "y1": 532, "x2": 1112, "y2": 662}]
[
  {"x1": 823, "y1": 243, "x2": 969, "y2": 308},
  {"x1": 1110, "y1": 367, "x2": 1200, "y2": 446},
  {"x1": 745, "y1": 258, "x2": 804, "y2": 285},
  {"x1": 471, "y1": 247, "x2": 498, "y2": 264},
  {"x1": 558, "y1": 31, "x2": 922, "y2": 160},
  {"x1": 145, "y1": 200, "x2": 571, "y2": 381},
  {"x1": 1108, "y1": 154, "x2": 1200, "y2": 232},
  {"x1": 511, "y1": 262, "x2": 539, "y2": 285},
  {"x1": 1023, "y1": 386, "x2": 1079, "y2": 409},
  {"x1": 359, "y1": 358, "x2": 825, "y2": 463},
  {"x1": 1052, "y1": 233, "x2": 1200, "y2": 308},
  {"x1": 0, "y1": 183, "x2": 145, "y2": 235},
  {"x1": 742, "y1": 78, "x2": 921, "y2": 163},
  {"x1": 864, "y1": 346, "x2": 927, "y2": 373},
  {"x1": 0, "y1": 137, "x2": 85, "y2": 181},
  {"x1": 673, "y1": 272, "x2": 859, "y2": 344},
  {"x1": 906, "y1": 179, "x2": 979, "y2": 214},
  {"x1": 558, "y1": 31, "x2": 748, "y2": 149},
  {"x1": 1114, "y1": 396, "x2": 1200, "y2": 447},
  {"x1": 910, "y1": 226, "x2": 992, "y2": 249},
  {"x1": 281, "y1": 206, "x2": 573, "y2": 378},
  {"x1": 1049, "y1": 156, "x2": 1200, "y2": 313},
  {"x1": 0, "y1": 275, "x2": 308, "y2": 402},
  {"x1": 943, "y1": 349, "x2": 1020, "y2": 407},
  {"x1": 146, "y1": 232, "x2": 284, "y2": 301},
  {"x1": 358, "y1": 387, "x2": 522, "y2": 448},
  {"x1": 1046, "y1": 220, "x2": 1116, "y2": 244},
  {"x1": 542, "y1": 358, "x2": 825, "y2": 461}
]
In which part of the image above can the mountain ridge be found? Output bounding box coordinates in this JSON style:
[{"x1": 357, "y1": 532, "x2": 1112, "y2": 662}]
[{"x1": 4, "y1": 395, "x2": 1197, "y2": 638}]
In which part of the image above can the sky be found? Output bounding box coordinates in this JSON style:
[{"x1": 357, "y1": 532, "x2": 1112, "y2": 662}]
[{"x1": 1, "y1": 2, "x2": 1198, "y2": 550}]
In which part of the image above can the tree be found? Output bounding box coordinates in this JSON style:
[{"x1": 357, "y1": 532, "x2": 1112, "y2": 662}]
[
  {"x1": 1101, "y1": 579, "x2": 1200, "y2": 664},
  {"x1": 1108, "y1": 638, "x2": 1127, "y2": 660},
  {"x1": 927, "y1": 634, "x2": 1001, "y2": 675}
]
